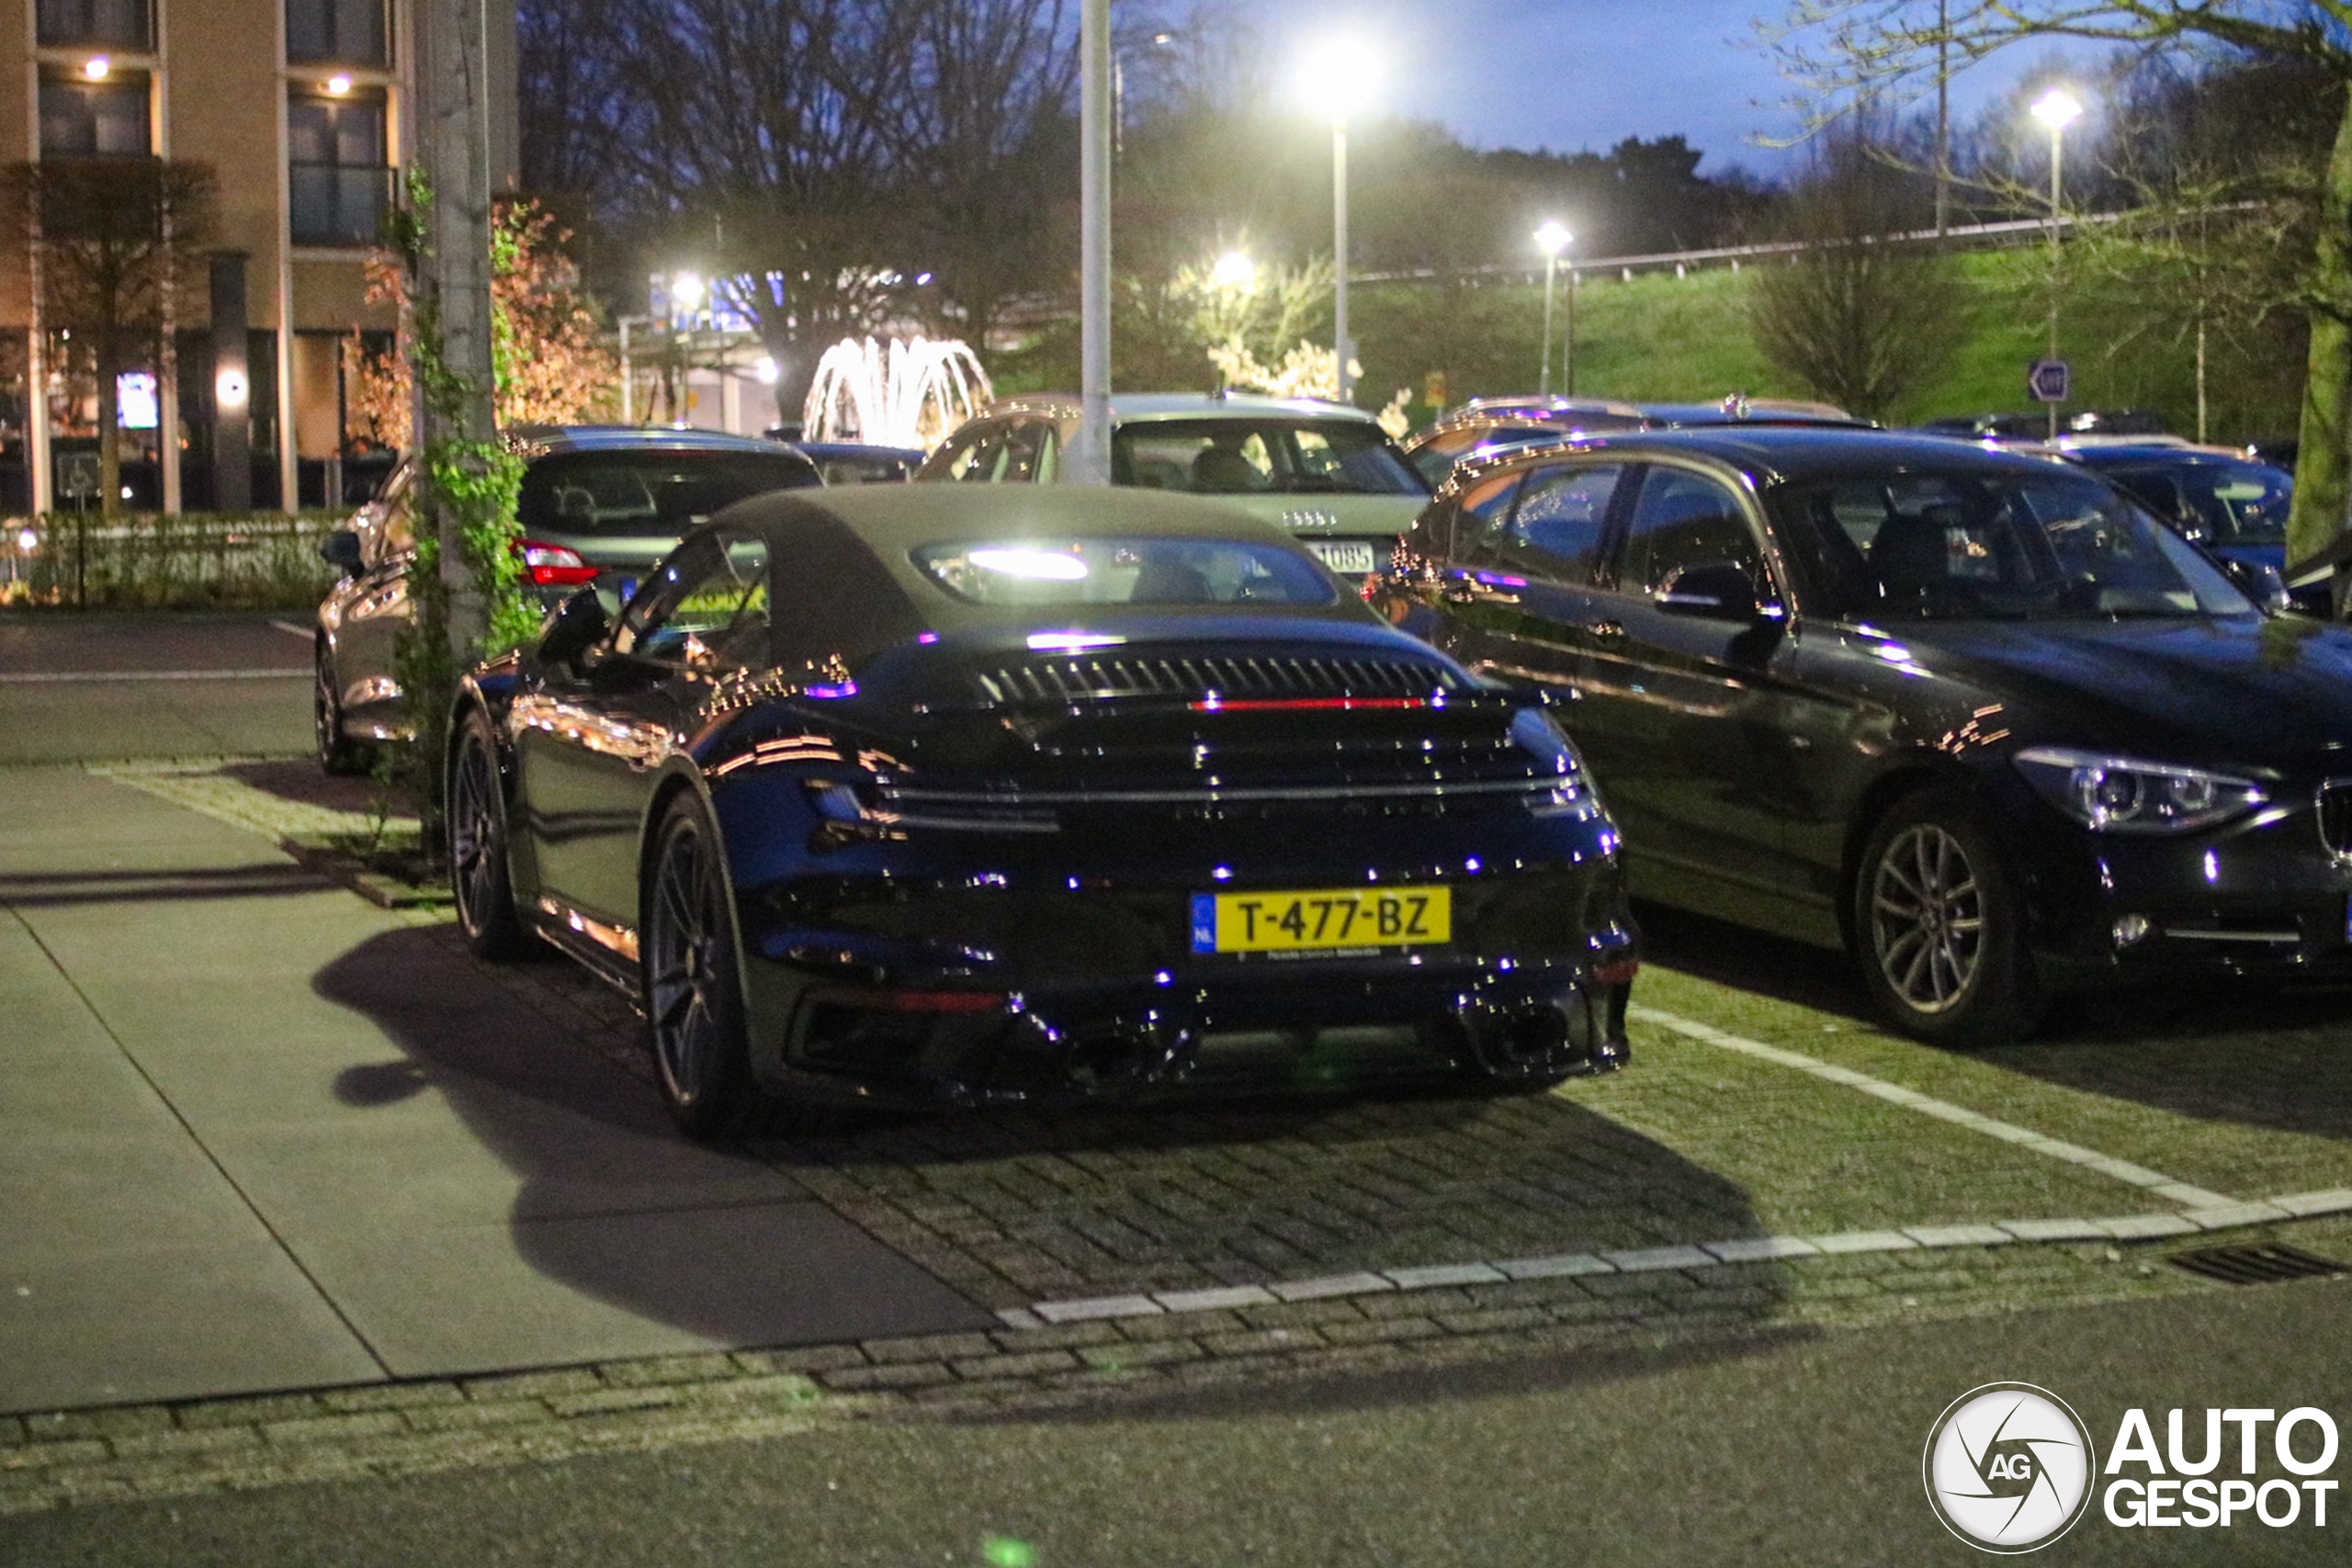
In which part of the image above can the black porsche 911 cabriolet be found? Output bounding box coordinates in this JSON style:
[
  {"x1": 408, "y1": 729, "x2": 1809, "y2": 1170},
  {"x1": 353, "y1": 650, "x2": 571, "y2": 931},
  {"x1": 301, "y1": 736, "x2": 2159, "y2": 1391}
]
[{"x1": 446, "y1": 487, "x2": 1638, "y2": 1138}]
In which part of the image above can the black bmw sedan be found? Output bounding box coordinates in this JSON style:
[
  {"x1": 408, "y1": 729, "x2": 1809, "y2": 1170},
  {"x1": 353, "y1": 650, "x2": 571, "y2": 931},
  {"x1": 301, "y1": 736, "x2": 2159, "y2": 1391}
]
[
  {"x1": 447, "y1": 487, "x2": 1638, "y2": 1138},
  {"x1": 1374, "y1": 427, "x2": 2352, "y2": 1045}
]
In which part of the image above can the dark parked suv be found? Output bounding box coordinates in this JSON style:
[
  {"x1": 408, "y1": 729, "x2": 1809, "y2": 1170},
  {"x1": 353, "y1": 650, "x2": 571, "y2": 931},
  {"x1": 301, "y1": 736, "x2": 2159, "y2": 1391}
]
[
  {"x1": 312, "y1": 426, "x2": 820, "y2": 769},
  {"x1": 1377, "y1": 426, "x2": 2352, "y2": 1043}
]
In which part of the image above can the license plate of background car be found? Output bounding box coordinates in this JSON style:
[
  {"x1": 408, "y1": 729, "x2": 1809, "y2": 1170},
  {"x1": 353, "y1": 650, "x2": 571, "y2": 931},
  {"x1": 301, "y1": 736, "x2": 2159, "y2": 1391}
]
[
  {"x1": 1306, "y1": 542, "x2": 1377, "y2": 576},
  {"x1": 1190, "y1": 887, "x2": 1451, "y2": 954}
]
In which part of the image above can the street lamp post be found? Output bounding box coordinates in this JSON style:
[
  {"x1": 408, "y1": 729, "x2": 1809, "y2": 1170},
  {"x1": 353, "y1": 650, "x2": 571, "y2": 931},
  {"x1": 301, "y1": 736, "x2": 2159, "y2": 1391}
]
[
  {"x1": 1301, "y1": 40, "x2": 1376, "y2": 404},
  {"x1": 2030, "y1": 87, "x2": 2083, "y2": 440},
  {"x1": 1535, "y1": 222, "x2": 1570, "y2": 397}
]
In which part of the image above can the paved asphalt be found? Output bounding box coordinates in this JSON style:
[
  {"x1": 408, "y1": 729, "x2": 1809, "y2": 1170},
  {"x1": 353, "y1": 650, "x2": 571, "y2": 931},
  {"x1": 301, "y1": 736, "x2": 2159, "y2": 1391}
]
[
  {"x1": 0, "y1": 613, "x2": 313, "y2": 762},
  {"x1": 3, "y1": 1274, "x2": 2345, "y2": 1567}
]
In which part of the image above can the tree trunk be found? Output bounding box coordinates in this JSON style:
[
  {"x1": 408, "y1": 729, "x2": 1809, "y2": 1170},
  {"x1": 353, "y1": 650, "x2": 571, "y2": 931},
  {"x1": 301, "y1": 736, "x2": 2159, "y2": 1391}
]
[
  {"x1": 96, "y1": 325, "x2": 122, "y2": 519},
  {"x1": 2288, "y1": 84, "x2": 2352, "y2": 614}
]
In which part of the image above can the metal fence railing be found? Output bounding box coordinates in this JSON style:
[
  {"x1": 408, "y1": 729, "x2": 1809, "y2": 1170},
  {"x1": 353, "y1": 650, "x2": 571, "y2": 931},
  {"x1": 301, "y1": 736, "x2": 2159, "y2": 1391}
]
[{"x1": 1, "y1": 511, "x2": 351, "y2": 612}]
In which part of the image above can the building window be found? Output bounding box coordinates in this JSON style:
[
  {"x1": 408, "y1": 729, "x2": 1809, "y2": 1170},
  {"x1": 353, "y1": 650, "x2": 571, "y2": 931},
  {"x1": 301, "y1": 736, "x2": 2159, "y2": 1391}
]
[
  {"x1": 36, "y1": 0, "x2": 151, "y2": 49},
  {"x1": 40, "y1": 74, "x2": 151, "y2": 157},
  {"x1": 286, "y1": 0, "x2": 389, "y2": 67},
  {"x1": 288, "y1": 92, "x2": 390, "y2": 247}
]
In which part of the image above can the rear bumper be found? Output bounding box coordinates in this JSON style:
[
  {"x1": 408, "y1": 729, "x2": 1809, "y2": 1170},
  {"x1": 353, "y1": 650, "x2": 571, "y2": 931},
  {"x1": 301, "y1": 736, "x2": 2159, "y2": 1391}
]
[
  {"x1": 744, "y1": 952, "x2": 1634, "y2": 1110},
  {"x1": 737, "y1": 862, "x2": 1637, "y2": 1108}
]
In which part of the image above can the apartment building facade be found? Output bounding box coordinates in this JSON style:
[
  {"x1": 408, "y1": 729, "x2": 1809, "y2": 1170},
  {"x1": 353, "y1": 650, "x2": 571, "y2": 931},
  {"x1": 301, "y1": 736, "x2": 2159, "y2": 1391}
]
[{"x1": 2, "y1": 0, "x2": 514, "y2": 514}]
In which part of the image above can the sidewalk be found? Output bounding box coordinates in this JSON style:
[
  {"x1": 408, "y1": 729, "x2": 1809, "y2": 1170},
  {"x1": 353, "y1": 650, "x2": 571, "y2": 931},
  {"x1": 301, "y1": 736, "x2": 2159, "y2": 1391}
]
[{"x1": 0, "y1": 767, "x2": 987, "y2": 1415}]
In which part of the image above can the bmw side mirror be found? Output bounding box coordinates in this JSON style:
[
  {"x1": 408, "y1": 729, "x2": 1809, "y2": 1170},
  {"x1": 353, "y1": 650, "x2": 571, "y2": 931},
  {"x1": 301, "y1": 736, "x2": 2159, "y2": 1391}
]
[
  {"x1": 1656, "y1": 559, "x2": 1763, "y2": 621},
  {"x1": 2216, "y1": 556, "x2": 2290, "y2": 615},
  {"x1": 537, "y1": 586, "x2": 610, "y2": 669},
  {"x1": 320, "y1": 528, "x2": 365, "y2": 578}
]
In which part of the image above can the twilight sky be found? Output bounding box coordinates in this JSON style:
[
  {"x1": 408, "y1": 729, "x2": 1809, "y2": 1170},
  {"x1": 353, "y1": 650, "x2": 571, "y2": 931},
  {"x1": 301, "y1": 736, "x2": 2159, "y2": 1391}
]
[{"x1": 1240, "y1": 0, "x2": 2094, "y2": 177}]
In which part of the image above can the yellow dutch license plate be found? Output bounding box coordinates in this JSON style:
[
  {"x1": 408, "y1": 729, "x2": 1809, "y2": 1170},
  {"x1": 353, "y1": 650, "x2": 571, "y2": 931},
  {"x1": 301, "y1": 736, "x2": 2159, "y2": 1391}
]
[{"x1": 1190, "y1": 887, "x2": 1451, "y2": 954}]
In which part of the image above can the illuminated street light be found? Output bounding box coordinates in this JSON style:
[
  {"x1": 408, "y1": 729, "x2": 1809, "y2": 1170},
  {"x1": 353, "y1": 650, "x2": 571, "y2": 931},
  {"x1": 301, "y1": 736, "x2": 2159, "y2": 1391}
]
[
  {"x1": 1210, "y1": 250, "x2": 1256, "y2": 292},
  {"x1": 2030, "y1": 88, "x2": 2083, "y2": 438},
  {"x1": 325, "y1": 74, "x2": 353, "y2": 96},
  {"x1": 1535, "y1": 222, "x2": 1571, "y2": 398},
  {"x1": 1300, "y1": 39, "x2": 1380, "y2": 402},
  {"x1": 754, "y1": 355, "x2": 780, "y2": 386},
  {"x1": 214, "y1": 367, "x2": 248, "y2": 410},
  {"x1": 81, "y1": 56, "x2": 109, "y2": 81}
]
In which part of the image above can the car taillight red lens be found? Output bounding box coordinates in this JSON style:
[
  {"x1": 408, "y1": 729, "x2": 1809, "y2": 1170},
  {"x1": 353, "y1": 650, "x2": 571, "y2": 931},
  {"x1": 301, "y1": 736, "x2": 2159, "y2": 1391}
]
[{"x1": 519, "y1": 540, "x2": 597, "y2": 587}]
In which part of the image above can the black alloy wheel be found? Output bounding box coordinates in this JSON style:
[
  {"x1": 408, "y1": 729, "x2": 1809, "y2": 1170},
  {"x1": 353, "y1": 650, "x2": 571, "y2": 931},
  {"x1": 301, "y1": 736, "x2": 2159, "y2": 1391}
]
[
  {"x1": 641, "y1": 796, "x2": 770, "y2": 1140},
  {"x1": 1854, "y1": 790, "x2": 2041, "y2": 1046},
  {"x1": 314, "y1": 653, "x2": 368, "y2": 776},
  {"x1": 448, "y1": 709, "x2": 531, "y2": 960}
]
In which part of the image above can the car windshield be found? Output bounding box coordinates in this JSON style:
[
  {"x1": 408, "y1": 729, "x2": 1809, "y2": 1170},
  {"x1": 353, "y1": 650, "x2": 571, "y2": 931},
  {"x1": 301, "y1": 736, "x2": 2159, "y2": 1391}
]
[
  {"x1": 913, "y1": 537, "x2": 1340, "y2": 608},
  {"x1": 2098, "y1": 459, "x2": 2291, "y2": 547},
  {"x1": 1775, "y1": 469, "x2": 2250, "y2": 622},
  {"x1": 1114, "y1": 420, "x2": 1429, "y2": 497},
  {"x1": 516, "y1": 449, "x2": 818, "y2": 537}
]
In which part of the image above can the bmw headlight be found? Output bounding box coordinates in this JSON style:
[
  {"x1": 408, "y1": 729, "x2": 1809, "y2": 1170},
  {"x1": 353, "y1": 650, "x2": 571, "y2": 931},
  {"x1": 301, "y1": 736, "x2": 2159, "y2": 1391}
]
[{"x1": 2012, "y1": 747, "x2": 2266, "y2": 835}]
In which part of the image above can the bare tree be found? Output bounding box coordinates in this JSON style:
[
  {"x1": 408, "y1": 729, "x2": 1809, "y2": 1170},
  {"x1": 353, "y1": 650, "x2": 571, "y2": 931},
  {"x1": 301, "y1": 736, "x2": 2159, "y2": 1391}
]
[
  {"x1": 899, "y1": 0, "x2": 1077, "y2": 352},
  {"x1": 1750, "y1": 121, "x2": 1971, "y2": 422},
  {"x1": 598, "y1": 1, "x2": 917, "y2": 410},
  {"x1": 1773, "y1": 0, "x2": 2352, "y2": 604},
  {"x1": 4, "y1": 158, "x2": 213, "y2": 515}
]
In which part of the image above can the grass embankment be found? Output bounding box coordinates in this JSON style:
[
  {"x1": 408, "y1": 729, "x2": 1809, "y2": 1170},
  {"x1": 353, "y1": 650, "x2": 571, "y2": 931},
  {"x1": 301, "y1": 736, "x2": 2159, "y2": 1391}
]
[{"x1": 1355, "y1": 247, "x2": 2302, "y2": 441}]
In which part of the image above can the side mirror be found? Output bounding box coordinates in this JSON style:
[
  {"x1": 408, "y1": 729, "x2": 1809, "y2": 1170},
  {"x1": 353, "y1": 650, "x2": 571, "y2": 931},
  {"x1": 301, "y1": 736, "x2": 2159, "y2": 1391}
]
[
  {"x1": 1656, "y1": 559, "x2": 1764, "y2": 621},
  {"x1": 537, "y1": 586, "x2": 610, "y2": 670},
  {"x1": 320, "y1": 528, "x2": 365, "y2": 578},
  {"x1": 2216, "y1": 556, "x2": 2290, "y2": 615}
]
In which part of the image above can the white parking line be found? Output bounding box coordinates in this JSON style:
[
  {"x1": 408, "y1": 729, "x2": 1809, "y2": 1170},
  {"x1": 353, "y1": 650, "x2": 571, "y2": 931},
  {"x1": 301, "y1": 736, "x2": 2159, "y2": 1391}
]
[
  {"x1": 269, "y1": 620, "x2": 312, "y2": 639},
  {"x1": 0, "y1": 668, "x2": 311, "y2": 683},
  {"x1": 1002, "y1": 1186, "x2": 2352, "y2": 1329},
  {"x1": 1624, "y1": 1004, "x2": 2237, "y2": 1209}
]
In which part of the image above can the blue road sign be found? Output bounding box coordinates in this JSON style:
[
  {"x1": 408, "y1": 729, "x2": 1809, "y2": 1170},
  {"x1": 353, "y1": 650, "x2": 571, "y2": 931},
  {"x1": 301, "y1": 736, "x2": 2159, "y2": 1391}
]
[{"x1": 2028, "y1": 359, "x2": 2071, "y2": 404}]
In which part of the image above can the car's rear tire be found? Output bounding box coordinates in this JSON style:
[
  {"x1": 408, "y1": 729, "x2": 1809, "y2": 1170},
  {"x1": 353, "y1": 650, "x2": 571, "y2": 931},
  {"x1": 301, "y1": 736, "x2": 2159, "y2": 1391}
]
[
  {"x1": 448, "y1": 709, "x2": 533, "y2": 961},
  {"x1": 314, "y1": 654, "x2": 368, "y2": 776},
  {"x1": 1853, "y1": 790, "x2": 2042, "y2": 1046},
  {"x1": 640, "y1": 795, "x2": 780, "y2": 1142}
]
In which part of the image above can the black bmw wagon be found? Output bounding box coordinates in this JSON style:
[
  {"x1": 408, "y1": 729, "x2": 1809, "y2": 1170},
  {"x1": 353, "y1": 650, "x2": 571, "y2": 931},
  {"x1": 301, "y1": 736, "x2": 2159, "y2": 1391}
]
[
  {"x1": 1377, "y1": 427, "x2": 2352, "y2": 1044},
  {"x1": 448, "y1": 487, "x2": 1638, "y2": 1137}
]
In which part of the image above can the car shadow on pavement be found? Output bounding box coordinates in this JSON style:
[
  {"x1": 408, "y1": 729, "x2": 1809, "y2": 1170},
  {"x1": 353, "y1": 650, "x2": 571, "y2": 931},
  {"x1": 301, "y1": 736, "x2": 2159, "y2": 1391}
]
[
  {"x1": 223, "y1": 758, "x2": 417, "y2": 820},
  {"x1": 1637, "y1": 900, "x2": 2352, "y2": 1147},
  {"x1": 1991, "y1": 978, "x2": 2352, "y2": 1148},
  {"x1": 1631, "y1": 900, "x2": 1876, "y2": 1023},
  {"x1": 752, "y1": 1074, "x2": 1792, "y2": 1312},
  {"x1": 309, "y1": 927, "x2": 997, "y2": 1354},
  {"x1": 313, "y1": 925, "x2": 1794, "y2": 1333}
]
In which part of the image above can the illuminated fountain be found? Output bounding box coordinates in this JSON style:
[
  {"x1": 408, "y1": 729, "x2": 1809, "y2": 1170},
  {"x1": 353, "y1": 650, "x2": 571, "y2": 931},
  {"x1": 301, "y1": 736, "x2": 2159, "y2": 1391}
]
[{"x1": 802, "y1": 336, "x2": 993, "y2": 450}]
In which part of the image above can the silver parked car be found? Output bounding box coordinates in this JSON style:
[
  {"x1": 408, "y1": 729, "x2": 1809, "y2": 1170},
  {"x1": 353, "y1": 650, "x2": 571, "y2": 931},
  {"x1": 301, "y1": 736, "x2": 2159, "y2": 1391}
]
[
  {"x1": 312, "y1": 426, "x2": 820, "y2": 771},
  {"x1": 914, "y1": 393, "x2": 1431, "y2": 579}
]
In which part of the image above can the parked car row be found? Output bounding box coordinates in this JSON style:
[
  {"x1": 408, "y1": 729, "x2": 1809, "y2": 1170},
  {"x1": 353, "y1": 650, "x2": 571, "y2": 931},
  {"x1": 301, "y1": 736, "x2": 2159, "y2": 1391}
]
[{"x1": 311, "y1": 393, "x2": 2352, "y2": 1141}]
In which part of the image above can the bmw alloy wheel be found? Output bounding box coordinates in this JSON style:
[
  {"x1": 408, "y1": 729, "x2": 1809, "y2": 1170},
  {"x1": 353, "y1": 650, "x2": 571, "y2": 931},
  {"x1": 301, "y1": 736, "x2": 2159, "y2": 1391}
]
[{"x1": 1868, "y1": 821, "x2": 1984, "y2": 1014}]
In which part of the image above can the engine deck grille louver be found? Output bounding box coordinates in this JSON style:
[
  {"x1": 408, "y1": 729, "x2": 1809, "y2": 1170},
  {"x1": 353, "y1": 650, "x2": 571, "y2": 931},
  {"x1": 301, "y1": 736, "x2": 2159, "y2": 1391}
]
[{"x1": 972, "y1": 653, "x2": 1464, "y2": 705}]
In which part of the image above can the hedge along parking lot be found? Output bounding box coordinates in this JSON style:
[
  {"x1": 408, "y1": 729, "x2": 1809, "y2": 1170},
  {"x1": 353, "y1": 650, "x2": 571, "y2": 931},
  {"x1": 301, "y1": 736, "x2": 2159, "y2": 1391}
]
[{"x1": 1, "y1": 513, "x2": 347, "y2": 611}]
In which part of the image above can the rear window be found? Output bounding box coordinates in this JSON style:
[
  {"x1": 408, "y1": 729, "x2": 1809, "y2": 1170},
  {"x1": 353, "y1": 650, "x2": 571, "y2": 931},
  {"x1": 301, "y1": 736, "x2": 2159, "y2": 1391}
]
[
  {"x1": 516, "y1": 449, "x2": 819, "y2": 537},
  {"x1": 1114, "y1": 420, "x2": 1428, "y2": 497},
  {"x1": 913, "y1": 537, "x2": 1340, "y2": 608}
]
